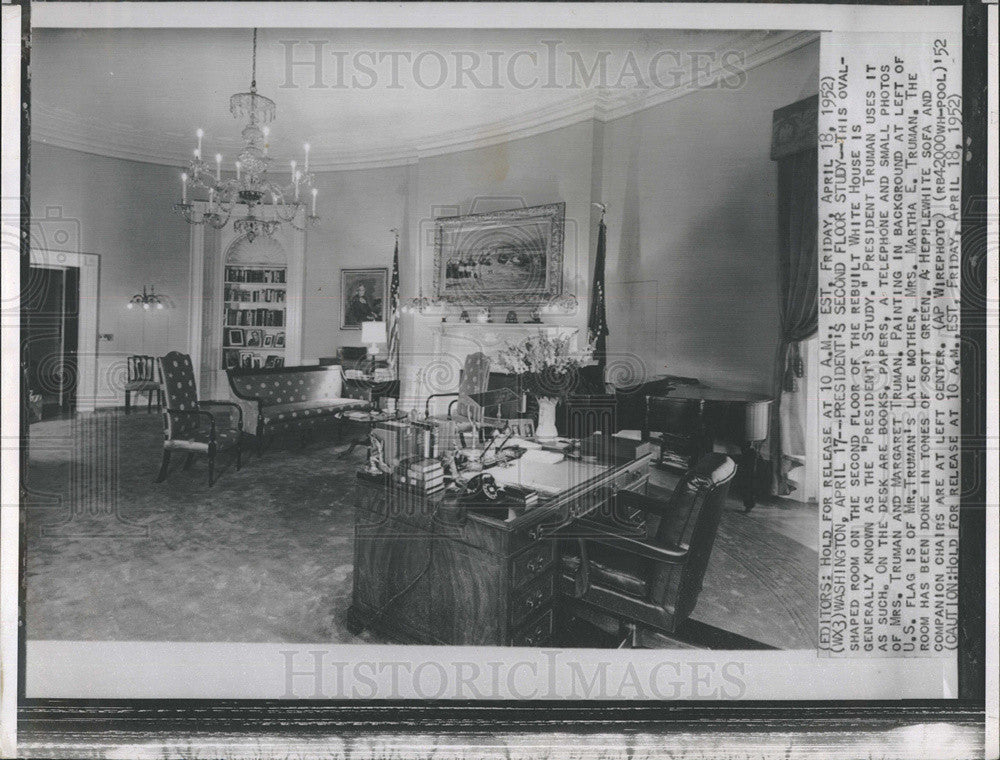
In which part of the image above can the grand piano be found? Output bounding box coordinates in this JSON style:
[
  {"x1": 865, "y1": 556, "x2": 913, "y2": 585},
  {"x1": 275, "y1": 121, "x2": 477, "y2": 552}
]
[{"x1": 639, "y1": 383, "x2": 773, "y2": 512}]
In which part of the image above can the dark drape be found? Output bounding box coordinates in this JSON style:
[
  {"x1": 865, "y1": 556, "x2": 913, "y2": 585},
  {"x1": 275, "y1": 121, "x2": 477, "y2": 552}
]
[{"x1": 769, "y1": 96, "x2": 818, "y2": 495}]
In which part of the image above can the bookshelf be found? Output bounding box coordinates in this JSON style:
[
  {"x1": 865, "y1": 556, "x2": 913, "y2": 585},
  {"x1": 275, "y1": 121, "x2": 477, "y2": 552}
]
[
  {"x1": 221, "y1": 265, "x2": 289, "y2": 370},
  {"x1": 187, "y1": 202, "x2": 305, "y2": 399}
]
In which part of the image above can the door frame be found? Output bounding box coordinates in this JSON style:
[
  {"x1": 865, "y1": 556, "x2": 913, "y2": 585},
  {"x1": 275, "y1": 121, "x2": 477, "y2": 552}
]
[{"x1": 28, "y1": 250, "x2": 100, "y2": 413}]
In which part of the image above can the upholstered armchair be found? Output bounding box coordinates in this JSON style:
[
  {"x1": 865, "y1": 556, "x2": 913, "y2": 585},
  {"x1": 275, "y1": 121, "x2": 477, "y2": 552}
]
[
  {"x1": 559, "y1": 453, "x2": 736, "y2": 647},
  {"x1": 156, "y1": 351, "x2": 243, "y2": 486}
]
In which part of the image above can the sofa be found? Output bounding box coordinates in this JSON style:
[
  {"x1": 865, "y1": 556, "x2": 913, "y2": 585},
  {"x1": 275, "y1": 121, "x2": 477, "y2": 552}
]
[{"x1": 227, "y1": 364, "x2": 367, "y2": 453}]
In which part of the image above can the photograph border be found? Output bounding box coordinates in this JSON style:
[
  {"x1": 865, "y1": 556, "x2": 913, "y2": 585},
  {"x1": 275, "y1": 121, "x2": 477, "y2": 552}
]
[{"x1": 5, "y1": 0, "x2": 992, "y2": 757}]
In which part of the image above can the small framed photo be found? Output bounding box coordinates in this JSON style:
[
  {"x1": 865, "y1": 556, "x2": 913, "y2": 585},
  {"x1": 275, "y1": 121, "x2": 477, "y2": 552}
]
[
  {"x1": 274, "y1": 332, "x2": 286, "y2": 348},
  {"x1": 226, "y1": 328, "x2": 244, "y2": 347},
  {"x1": 263, "y1": 333, "x2": 274, "y2": 348},
  {"x1": 264, "y1": 354, "x2": 279, "y2": 369},
  {"x1": 251, "y1": 356, "x2": 263, "y2": 369},
  {"x1": 246, "y1": 329, "x2": 262, "y2": 348},
  {"x1": 223, "y1": 350, "x2": 239, "y2": 370}
]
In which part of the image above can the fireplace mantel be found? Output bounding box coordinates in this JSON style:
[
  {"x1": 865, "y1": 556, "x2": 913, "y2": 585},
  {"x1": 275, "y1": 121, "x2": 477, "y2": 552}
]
[{"x1": 431, "y1": 321, "x2": 579, "y2": 358}]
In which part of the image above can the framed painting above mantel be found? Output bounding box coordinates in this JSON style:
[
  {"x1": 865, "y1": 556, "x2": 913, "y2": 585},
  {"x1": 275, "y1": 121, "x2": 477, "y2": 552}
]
[{"x1": 433, "y1": 202, "x2": 565, "y2": 306}]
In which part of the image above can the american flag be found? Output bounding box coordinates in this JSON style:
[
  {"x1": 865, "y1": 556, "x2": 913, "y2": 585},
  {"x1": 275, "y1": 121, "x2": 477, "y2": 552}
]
[{"x1": 386, "y1": 236, "x2": 401, "y2": 375}]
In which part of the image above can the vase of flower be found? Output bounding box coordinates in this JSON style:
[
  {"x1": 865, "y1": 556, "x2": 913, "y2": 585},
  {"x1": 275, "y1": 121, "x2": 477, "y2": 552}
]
[
  {"x1": 534, "y1": 395, "x2": 559, "y2": 440},
  {"x1": 494, "y1": 332, "x2": 594, "y2": 441}
]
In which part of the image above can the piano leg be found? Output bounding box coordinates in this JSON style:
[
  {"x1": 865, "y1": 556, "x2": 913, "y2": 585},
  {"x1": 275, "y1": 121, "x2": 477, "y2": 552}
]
[{"x1": 741, "y1": 442, "x2": 760, "y2": 512}]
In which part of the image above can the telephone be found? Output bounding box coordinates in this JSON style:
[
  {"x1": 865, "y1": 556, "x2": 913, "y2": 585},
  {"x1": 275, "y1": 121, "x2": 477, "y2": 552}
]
[{"x1": 463, "y1": 472, "x2": 500, "y2": 501}]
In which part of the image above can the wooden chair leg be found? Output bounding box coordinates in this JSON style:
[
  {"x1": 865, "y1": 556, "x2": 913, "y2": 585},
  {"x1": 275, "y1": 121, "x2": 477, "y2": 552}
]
[
  {"x1": 125, "y1": 391, "x2": 131, "y2": 415},
  {"x1": 183, "y1": 453, "x2": 195, "y2": 470},
  {"x1": 256, "y1": 422, "x2": 265, "y2": 456},
  {"x1": 147, "y1": 390, "x2": 153, "y2": 412},
  {"x1": 155, "y1": 450, "x2": 171, "y2": 482},
  {"x1": 207, "y1": 452, "x2": 215, "y2": 487}
]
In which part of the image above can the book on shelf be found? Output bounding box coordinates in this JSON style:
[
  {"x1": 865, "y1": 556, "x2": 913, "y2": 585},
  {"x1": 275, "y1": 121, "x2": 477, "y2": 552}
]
[{"x1": 224, "y1": 266, "x2": 287, "y2": 284}]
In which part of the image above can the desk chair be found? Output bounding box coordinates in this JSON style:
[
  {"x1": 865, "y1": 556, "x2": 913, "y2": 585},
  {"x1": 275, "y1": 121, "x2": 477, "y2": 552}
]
[
  {"x1": 644, "y1": 395, "x2": 710, "y2": 471},
  {"x1": 125, "y1": 355, "x2": 163, "y2": 414},
  {"x1": 422, "y1": 352, "x2": 492, "y2": 446},
  {"x1": 157, "y1": 351, "x2": 243, "y2": 486},
  {"x1": 558, "y1": 453, "x2": 736, "y2": 647}
]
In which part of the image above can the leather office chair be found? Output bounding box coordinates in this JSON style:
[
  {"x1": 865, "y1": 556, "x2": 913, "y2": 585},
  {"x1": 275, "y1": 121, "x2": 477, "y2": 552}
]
[
  {"x1": 157, "y1": 351, "x2": 243, "y2": 486},
  {"x1": 558, "y1": 453, "x2": 737, "y2": 647},
  {"x1": 645, "y1": 395, "x2": 711, "y2": 471}
]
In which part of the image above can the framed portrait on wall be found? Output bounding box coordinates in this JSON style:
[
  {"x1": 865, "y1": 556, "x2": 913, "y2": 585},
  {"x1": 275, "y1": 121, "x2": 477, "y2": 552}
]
[{"x1": 340, "y1": 268, "x2": 387, "y2": 329}]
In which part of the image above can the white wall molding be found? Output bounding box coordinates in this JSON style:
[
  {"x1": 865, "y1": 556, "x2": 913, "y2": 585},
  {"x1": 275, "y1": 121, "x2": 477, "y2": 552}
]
[{"x1": 32, "y1": 31, "x2": 819, "y2": 173}]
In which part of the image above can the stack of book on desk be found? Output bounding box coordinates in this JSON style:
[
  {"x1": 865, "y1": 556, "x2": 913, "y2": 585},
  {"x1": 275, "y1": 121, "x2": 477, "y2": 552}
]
[
  {"x1": 400, "y1": 458, "x2": 445, "y2": 494},
  {"x1": 500, "y1": 484, "x2": 537, "y2": 509}
]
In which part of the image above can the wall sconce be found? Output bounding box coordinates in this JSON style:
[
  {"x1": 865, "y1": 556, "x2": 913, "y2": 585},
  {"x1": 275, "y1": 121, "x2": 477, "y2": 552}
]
[{"x1": 127, "y1": 285, "x2": 167, "y2": 311}]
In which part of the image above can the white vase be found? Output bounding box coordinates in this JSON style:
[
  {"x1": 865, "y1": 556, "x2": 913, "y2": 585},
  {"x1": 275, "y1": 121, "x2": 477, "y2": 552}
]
[{"x1": 534, "y1": 396, "x2": 559, "y2": 440}]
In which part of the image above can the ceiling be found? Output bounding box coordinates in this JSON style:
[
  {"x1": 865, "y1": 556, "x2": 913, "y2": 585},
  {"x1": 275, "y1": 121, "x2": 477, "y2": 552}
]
[{"x1": 31, "y1": 28, "x2": 816, "y2": 170}]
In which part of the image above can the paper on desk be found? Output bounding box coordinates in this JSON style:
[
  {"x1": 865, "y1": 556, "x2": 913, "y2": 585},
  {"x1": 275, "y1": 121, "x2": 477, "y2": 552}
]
[
  {"x1": 502, "y1": 436, "x2": 542, "y2": 450},
  {"x1": 519, "y1": 448, "x2": 564, "y2": 465},
  {"x1": 485, "y1": 457, "x2": 608, "y2": 496}
]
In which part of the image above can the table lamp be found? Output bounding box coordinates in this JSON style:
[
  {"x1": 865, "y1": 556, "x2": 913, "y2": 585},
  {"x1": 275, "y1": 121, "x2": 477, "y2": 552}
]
[{"x1": 361, "y1": 320, "x2": 387, "y2": 359}]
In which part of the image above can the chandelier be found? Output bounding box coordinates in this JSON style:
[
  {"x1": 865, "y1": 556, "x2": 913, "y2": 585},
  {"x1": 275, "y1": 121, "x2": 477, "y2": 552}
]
[
  {"x1": 126, "y1": 285, "x2": 166, "y2": 310},
  {"x1": 173, "y1": 28, "x2": 319, "y2": 241}
]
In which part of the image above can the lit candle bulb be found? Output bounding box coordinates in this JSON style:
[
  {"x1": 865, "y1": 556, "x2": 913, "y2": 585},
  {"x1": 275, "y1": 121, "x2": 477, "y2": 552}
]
[
  {"x1": 235, "y1": 160, "x2": 241, "y2": 180},
  {"x1": 193, "y1": 147, "x2": 201, "y2": 160},
  {"x1": 311, "y1": 187, "x2": 317, "y2": 216},
  {"x1": 303, "y1": 143, "x2": 310, "y2": 174},
  {"x1": 294, "y1": 170, "x2": 301, "y2": 201},
  {"x1": 181, "y1": 172, "x2": 188, "y2": 203},
  {"x1": 215, "y1": 153, "x2": 222, "y2": 181},
  {"x1": 196, "y1": 128, "x2": 203, "y2": 153}
]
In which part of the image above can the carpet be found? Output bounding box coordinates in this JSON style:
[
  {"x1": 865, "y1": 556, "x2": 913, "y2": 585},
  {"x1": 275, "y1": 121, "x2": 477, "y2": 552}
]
[{"x1": 24, "y1": 411, "x2": 817, "y2": 649}]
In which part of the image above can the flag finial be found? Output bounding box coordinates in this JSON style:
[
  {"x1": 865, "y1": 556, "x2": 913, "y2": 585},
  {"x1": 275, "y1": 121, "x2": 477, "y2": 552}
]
[{"x1": 592, "y1": 202, "x2": 607, "y2": 219}]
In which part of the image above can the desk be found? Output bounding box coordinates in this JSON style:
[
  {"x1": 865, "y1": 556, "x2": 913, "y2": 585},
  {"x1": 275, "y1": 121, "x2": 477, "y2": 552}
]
[
  {"x1": 643, "y1": 387, "x2": 772, "y2": 512},
  {"x1": 348, "y1": 441, "x2": 653, "y2": 645}
]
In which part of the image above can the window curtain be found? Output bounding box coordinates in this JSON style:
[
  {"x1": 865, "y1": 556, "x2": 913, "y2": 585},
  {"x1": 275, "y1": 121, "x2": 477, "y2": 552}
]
[{"x1": 769, "y1": 96, "x2": 818, "y2": 496}]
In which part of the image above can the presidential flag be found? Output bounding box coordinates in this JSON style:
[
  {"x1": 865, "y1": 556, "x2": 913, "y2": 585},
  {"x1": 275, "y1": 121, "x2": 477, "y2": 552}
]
[{"x1": 588, "y1": 216, "x2": 609, "y2": 369}]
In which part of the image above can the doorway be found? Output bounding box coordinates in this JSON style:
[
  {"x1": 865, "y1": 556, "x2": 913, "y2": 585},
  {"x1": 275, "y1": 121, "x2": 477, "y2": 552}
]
[{"x1": 24, "y1": 265, "x2": 80, "y2": 420}]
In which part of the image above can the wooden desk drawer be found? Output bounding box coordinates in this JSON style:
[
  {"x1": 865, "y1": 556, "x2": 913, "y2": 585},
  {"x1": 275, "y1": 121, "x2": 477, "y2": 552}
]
[
  {"x1": 510, "y1": 542, "x2": 554, "y2": 588},
  {"x1": 511, "y1": 573, "x2": 553, "y2": 625},
  {"x1": 512, "y1": 608, "x2": 554, "y2": 647},
  {"x1": 614, "y1": 463, "x2": 648, "y2": 492}
]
